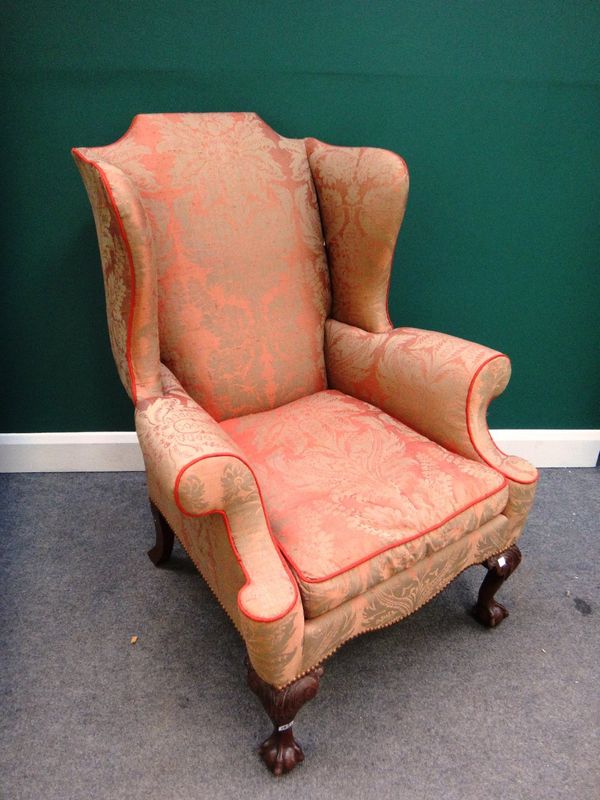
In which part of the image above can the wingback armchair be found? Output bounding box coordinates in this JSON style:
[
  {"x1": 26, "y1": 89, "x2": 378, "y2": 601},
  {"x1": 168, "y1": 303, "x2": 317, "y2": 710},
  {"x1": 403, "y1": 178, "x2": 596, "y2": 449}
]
[{"x1": 73, "y1": 113, "x2": 537, "y2": 775}]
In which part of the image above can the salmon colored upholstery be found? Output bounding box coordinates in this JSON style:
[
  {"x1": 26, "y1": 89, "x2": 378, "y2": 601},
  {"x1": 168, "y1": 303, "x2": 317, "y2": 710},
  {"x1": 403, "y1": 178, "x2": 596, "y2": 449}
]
[
  {"x1": 306, "y1": 138, "x2": 409, "y2": 333},
  {"x1": 299, "y1": 514, "x2": 511, "y2": 674},
  {"x1": 74, "y1": 113, "x2": 330, "y2": 420},
  {"x1": 135, "y1": 364, "x2": 305, "y2": 686},
  {"x1": 222, "y1": 390, "x2": 509, "y2": 617},
  {"x1": 73, "y1": 113, "x2": 538, "y2": 689},
  {"x1": 75, "y1": 156, "x2": 161, "y2": 402},
  {"x1": 325, "y1": 320, "x2": 538, "y2": 544}
]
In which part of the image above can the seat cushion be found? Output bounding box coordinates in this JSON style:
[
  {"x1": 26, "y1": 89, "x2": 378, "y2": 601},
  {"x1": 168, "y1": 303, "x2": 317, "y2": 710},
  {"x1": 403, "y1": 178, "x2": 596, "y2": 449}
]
[{"x1": 221, "y1": 390, "x2": 508, "y2": 618}]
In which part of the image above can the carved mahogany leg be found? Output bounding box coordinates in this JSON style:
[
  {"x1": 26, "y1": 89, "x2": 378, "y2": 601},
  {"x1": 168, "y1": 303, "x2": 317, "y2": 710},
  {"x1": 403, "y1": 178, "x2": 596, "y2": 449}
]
[
  {"x1": 247, "y1": 659, "x2": 324, "y2": 776},
  {"x1": 147, "y1": 501, "x2": 174, "y2": 566},
  {"x1": 474, "y1": 544, "x2": 522, "y2": 627}
]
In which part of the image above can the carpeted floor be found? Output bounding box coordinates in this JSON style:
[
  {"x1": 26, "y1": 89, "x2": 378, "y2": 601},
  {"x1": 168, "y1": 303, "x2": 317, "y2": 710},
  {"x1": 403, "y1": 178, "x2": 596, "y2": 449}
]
[{"x1": 0, "y1": 468, "x2": 598, "y2": 800}]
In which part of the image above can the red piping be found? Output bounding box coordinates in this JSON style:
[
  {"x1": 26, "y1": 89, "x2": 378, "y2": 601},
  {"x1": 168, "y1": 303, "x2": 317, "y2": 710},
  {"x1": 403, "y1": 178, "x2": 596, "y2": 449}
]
[
  {"x1": 174, "y1": 451, "x2": 300, "y2": 623},
  {"x1": 382, "y1": 151, "x2": 409, "y2": 331},
  {"x1": 332, "y1": 324, "x2": 538, "y2": 487},
  {"x1": 277, "y1": 477, "x2": 509, "y2": 585},
  {"x1": 466, "y1": 355, "x2": 538, "y2": 485},
  {"x1": 72, "y1": 148, "x2": 138, "y2": 405}
]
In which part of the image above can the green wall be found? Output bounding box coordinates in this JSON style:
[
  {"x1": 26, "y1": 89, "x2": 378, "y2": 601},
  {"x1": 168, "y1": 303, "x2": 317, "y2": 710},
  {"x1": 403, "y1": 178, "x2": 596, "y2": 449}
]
[{"x1": 2, "y1": 1, "x2": 599, "y2": 432}]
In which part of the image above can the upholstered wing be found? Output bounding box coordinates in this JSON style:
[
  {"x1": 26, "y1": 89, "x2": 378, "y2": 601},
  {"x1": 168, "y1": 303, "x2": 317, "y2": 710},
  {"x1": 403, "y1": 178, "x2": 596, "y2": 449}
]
[
  {"x1": 306, "y1": 138, "x2": 409, "y2": 333},
  {"x1": 74, "y1": 154, "x2": 161, "y2": 403}
]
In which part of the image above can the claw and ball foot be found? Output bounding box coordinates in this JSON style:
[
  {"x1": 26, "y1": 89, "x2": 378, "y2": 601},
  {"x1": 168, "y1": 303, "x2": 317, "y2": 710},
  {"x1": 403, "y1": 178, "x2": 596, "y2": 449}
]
[
  {"x1": 247, "y1": 659, "x2": 324, "y2": 776},
  {"x1": 148, "y1": 501, "x2": 174, "y2": 566},
  {"x1": 474, "y1": 544, "x2": 522, "y2": 627}
]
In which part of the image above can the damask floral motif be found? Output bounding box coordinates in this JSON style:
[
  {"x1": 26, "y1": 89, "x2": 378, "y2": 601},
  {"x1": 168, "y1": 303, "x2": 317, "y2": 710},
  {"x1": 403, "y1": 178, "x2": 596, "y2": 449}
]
[
  {"x1": 222, "y1": 390, "x2": 509, "y2": 617},
  {"x1": 180, "y1": 473, "x2": 208, "y2": 513},
  {"x1": 75, "y1": 115, "x2": 538, "y2": 690},
  {"x1": 75, "y1": 113, "x2": 331, "y2": 421},
  {"x1": 299, "y1": 515, "x2": 512, "y2": 679},
  {"x1": 75, "y1": 158, "x2": 133, "y2": 397},
  {"x1": 325, "y1": 320, "x2": 538, "y2": 486},
  {"x1": 73, "y1": 154, "x2": 162, "y2": 402},
  {"x1": 152, "y1": 113, "x2": 287, "y2": 193},
  {"x1": 221, "y1": 462, "x2": 256, "y2": 507},
  {"x1": 306, "y1": 139, "x2": 409, "y2": 333}
]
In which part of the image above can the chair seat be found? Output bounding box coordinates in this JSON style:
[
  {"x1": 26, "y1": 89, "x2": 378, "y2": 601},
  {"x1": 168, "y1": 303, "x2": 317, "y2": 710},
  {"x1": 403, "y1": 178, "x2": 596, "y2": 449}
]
[{"x1": 221, "y1": 390, "x2": 508, "y2": 618}]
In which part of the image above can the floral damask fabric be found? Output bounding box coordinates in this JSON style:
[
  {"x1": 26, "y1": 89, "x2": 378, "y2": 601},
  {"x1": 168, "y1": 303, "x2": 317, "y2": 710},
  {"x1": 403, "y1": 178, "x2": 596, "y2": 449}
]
[
  {"x1": 135, "y1": 365, "x2": 305, "y2": 687},
  {"x1": 222, "y1": 390, "x2": 509, "y2": 617},
  {"x1": 299, "y1": 515, "x2": 512, "y2": 679},
  {"x1": 136, "y1": 365, "x2": 299, "y2": 623},
  {"x1": 325, "y1": 320, "x2": 538, "y2": 486},
  {"x1": 75, "y1": 115, "x2": 538, "y2": 689},
  {"x1": 73, "y1": 156, "x2": 162, "y2": 402},
  {"x1": 306, "y1": 139, "x2": 409, "y2": 333},
  {"x1": 75, "y1": 113, "x2": 331, "y2": 421}
]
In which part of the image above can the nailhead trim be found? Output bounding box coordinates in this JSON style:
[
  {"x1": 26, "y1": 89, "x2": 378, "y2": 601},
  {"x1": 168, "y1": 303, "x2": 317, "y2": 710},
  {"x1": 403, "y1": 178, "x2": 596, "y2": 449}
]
[
  {"x1": 152, "y1": 498, "x2": 517, "y2": 692},
  {"x1": 275, "y1": 539, "x2": 518, "y2": 690}
]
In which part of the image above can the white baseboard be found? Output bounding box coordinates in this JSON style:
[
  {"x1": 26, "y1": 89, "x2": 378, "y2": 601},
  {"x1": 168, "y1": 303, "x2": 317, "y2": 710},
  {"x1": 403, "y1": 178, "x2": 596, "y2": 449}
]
[
  {"x1": 0, "y1": 430, "x2": 598, "y2": 473},
  {"x1": 492, "y1": 430, "x2": 599, "y2": 469},
  {"x1": 0, "y1": 432, "x2": 145, "y2": 472}
]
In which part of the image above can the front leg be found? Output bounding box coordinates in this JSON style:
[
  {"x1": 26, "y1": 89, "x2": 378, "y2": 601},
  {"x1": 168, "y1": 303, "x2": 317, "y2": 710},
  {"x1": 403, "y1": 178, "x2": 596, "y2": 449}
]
[
  {"x1": 474, "y1": 544, "x2": 522, "y2": 627},
  {"x1": 247, "y1": 659, "x2": 324, "y2": 776}
]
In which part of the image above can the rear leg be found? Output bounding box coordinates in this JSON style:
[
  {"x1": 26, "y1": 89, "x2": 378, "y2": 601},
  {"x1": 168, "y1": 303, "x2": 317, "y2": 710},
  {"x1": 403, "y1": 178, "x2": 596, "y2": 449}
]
[{"x1": 148, "y1": 501, "x2": 174, "y2": 566}]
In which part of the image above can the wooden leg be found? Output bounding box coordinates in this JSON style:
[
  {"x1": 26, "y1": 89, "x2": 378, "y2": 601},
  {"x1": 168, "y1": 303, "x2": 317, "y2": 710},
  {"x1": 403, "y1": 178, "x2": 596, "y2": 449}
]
[
  {"x1": 473, "y1": 544, "x2": 522, "y2": 627},
  {"x1": 147, "y1": 501, "x2": 174, "y2": 566},
  {"x1": 247, "y1": 658, "x2": 324, "y2": 776}
]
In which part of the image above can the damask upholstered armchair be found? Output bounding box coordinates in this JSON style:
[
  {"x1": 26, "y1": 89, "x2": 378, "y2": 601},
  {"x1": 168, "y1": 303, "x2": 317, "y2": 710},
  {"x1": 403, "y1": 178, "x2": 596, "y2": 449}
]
[{"x1": 73, "y1": 113, "x2": 538, "y2": 775}]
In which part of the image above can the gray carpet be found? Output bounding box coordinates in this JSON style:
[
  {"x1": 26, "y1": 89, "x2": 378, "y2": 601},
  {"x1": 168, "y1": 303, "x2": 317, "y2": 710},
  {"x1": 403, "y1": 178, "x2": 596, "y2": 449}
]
[{"x1": 1, "y1": 468, "x2": 598, "y2": 800}]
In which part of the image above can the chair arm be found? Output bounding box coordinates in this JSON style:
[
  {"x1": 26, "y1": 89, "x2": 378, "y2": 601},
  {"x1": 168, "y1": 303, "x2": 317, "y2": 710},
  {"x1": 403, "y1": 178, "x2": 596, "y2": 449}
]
[
  {"x1": 135, "y1": 367, "x2": 301, "y2": 627},
  {"x1": 325, "y1": 319, "x2": 537, "y2": 485}
]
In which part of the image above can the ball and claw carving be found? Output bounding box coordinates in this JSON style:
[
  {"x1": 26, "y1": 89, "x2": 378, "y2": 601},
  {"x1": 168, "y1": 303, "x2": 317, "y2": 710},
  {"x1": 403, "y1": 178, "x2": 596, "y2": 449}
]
[
  {"x1": 474, "y1": 544, "x2": 522, "y2": 628},
  {"x1": 474, "y1": 598, "x2": 509, "y2": 627},
  {"x1": 259, "y1": 727, "x2": 305, "y2": 776},
  {"x1": 247, "y1": 659, "x2": 324, "y2": 776}
]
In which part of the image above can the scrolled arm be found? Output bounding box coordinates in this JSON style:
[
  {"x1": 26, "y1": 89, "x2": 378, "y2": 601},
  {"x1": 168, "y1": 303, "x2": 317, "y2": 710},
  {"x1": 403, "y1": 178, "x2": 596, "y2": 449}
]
[
  {"x1": 325, "y1": 319, "x2": 537, "y2": 486},
  {"x1": 135, "y1": 366, "x2": 301, "y2": 627}
]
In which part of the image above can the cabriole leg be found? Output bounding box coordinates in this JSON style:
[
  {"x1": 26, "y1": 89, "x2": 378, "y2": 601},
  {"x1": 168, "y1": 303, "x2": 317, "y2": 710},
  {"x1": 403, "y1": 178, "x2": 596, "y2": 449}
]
[
  {"x1": 474, "y1": 544, "x2": 522, "y2": 627},
  {"x1": 247, "y1": 659, "x2": 324, "y2": 776},
  {"x1": 148, "y1": 501, "x2": 174, "y2": 566}
]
